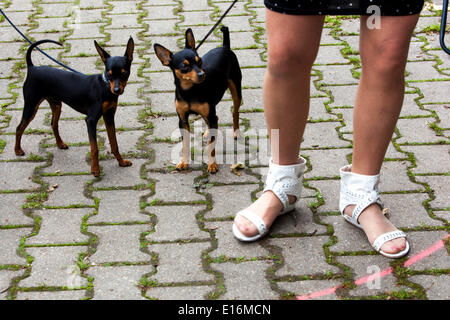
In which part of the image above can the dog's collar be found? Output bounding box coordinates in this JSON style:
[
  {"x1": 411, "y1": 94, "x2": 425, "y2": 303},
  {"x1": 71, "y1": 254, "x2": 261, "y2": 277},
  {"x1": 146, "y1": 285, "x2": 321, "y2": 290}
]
[{"x1": 102, "y1": 73, "x2": 109, "y2": 86}]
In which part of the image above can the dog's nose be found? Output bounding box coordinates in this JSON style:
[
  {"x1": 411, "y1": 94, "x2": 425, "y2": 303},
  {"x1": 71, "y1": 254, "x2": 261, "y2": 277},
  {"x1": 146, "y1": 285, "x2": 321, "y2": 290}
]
[{"x1": 114, "y1": 85, "x2": 121, "y2": 94}]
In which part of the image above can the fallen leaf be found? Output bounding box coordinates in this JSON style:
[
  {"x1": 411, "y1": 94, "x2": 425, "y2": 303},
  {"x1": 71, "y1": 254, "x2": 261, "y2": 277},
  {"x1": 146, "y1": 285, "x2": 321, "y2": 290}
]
[
  {"x1": 230, "y1": 163, "x2": 245, "y2": 170},
  {"x1": 230, "y1": 163, "x2": 245, "y2": 176}
]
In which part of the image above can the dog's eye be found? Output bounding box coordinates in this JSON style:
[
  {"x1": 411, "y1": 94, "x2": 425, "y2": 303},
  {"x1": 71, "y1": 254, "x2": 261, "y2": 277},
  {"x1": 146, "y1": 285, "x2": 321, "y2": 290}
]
[{"x1": 180, "y1": 64, "x2": 190, "y2": 73}]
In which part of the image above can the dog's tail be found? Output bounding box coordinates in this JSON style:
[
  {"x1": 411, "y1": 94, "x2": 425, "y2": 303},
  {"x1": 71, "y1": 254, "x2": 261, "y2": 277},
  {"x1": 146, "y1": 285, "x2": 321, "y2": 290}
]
[
  {"x1": 221, "y1": 26, "x2": 230, "y2": 48},
  {"x1": 26, "y1": 39, "x2": 63, "y2": 67}
]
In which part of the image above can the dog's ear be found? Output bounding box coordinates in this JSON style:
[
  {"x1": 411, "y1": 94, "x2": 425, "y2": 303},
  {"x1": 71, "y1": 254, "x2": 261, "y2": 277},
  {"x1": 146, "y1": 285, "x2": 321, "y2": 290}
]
[
  {"x1": 94, "y1": 41, "x2": 110, "y2": 63},
  {"x1": 125, "y1": 37, "x2": 134, "y2": 62},
  {"x1": 185, "y1": 28, "x2": 195, "y2": 50},
  {"x1": 154, "y1": 44, "x2": 172, "y2": 66}
]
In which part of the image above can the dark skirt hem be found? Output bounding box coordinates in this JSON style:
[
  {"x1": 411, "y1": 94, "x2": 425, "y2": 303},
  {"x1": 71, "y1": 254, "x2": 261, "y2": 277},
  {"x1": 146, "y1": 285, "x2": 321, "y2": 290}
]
[{"x1": 264, "y1": 0, "x2": 424, "y2": 16}]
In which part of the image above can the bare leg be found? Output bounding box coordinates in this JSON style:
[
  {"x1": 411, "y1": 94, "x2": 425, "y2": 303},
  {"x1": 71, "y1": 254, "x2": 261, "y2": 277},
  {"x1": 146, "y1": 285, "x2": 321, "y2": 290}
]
[
  {"x1": 344, "y1": 14, "x2": 420, "y2": 254},
  {"x1": 234, "y1": 10, "x2": 325, "y2": 237}
]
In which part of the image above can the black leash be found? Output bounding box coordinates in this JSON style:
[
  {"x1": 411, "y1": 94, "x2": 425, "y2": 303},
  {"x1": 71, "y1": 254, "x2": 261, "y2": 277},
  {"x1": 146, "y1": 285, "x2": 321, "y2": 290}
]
[
  {"x1": 440, "y1": 0, "x2": 450, "y2": 54},
  {"x1": 195, "y1": 0, "x2": 238, "y2": 51},
  {"x1": 0, "y1": 7, "x2": 83, "y2": 74},
  {"x1": 0, "y1": 0, "x2": 238, "y2": 72}
]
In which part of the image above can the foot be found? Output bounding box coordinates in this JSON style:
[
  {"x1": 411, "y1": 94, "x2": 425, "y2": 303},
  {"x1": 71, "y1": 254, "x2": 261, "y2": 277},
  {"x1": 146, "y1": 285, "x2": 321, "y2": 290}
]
[
  {"x1": 15, "y1": 148, "x2": 25, "y2": 156},
  {"x1": 119, "y1": 159, "x2": 132, "y2": 167},
  {"x1": 344, "y1": 204, "x2": 407, "y2": 255},
  {"x1": 233, "y1": 129, "x2": 241, "y2": 140},
  {"x1": 207, "y1": 162, "x2": 219, "y2": 173},
  {"x1": 233, "y1": 191, "x2": 295, "y2": 238},
  {"x1": 234, "y1": 158, "x2": 306, "y2": 241},
  {"x1": 57, "y1": 142, "x2": 68, "y2": 149},
  {"x1": 176, "y1": 161, "x2": 189, "y2": 171},
  {"x1": 91, "y1": 169, "x2": 100, "y2": 177}
]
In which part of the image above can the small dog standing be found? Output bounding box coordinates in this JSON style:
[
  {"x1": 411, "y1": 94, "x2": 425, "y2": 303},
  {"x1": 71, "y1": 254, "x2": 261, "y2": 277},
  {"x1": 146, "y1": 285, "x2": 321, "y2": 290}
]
[
  {"x1": 154, "y1": 26, "x2": 242, "y2": 173},
  {"x1": 15, "y1": 38, "x2": 135, "y2": 177}
]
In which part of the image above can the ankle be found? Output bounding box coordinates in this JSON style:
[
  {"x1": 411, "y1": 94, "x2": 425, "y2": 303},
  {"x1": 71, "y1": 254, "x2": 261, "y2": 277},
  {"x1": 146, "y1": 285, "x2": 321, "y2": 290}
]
[
  {"x1": 271, "y1": 157, "x2": 304, "y2": 166},
  {"x1": 287, "y1": 194, "x2": 297, "y2": 205},
  {"x1": 356, "y1": 203, "x2": 383, "y2": 223},
  {"x1": 259, "y1": 191, "x2": 284, "y2": 211}
]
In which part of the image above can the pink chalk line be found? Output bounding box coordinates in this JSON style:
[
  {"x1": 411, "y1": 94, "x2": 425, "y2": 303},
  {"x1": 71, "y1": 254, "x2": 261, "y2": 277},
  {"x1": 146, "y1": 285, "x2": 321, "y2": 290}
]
[{"x1": 296, "y1": 234, "x2": 449, "y2": 300}]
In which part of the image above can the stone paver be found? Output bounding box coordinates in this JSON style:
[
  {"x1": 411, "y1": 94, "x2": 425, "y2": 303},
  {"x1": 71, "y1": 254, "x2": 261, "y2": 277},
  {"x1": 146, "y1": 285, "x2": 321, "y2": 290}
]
[{"x1": 0, "y1": 0, "x2": 448, "y2": 301}]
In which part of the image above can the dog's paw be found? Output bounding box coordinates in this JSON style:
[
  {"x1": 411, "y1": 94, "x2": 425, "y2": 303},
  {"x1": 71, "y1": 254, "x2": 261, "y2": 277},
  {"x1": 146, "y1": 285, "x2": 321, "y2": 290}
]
[
  {"x1": 233, "y1": 129, "x2": 242, "y2": 140},
  {"x1": 15, "y1": 148, "x2": 25, "y2": 156},
  {"x1": 91, "y1": 170, "x2": 101, "y2": 177},
  {"x1": 91, "y1": 163, "x2": 101, "y2": 177},
  {"x1": 57, "y1": 142, "x2": 69, "y2": 150},
  {"x1": 119, "y1": 159, "x2": 132, "y2": 167},
  {"x1": 176, "y1": 161, "x2": 189, "y2": 171},
  {"x1": 207, "y1": 162, "x2": 219, "y2": 174}
]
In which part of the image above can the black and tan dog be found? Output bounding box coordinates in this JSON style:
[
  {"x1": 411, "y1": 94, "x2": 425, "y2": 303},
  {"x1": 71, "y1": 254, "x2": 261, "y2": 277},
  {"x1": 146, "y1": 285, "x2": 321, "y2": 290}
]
[
  {"x1": 15, "y1": 38, "x2": 135, "y2": 177},
  {"x1": 154, "y1": 26, "x2": 242, "y2": 173}
]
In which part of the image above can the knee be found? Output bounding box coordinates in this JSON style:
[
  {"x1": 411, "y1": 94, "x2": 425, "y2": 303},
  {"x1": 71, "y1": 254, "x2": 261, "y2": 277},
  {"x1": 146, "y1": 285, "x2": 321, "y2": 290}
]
[
  {"x1": 375, "y1": 56, "x2": 406, "y2": 78},
  {"x1": 362, "y1": 44, "x2": 408, "y2": 80},
  {"x1": 267, "y1": 43, "x2": 318, "y2": 79}
]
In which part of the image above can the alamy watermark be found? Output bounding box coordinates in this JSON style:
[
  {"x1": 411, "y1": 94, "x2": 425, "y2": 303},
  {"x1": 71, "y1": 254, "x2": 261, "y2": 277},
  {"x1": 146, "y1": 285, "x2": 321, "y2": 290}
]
[
  {"x1": 366, "y1": 5, "x2": 381, "y2": 30},
  {"x1": 366, "y1": 265, "x2": 382, "y2": 290},
  {"x1": 169, "y1": 123, "x2": 274, "y2": 167},
  {"x1": 67, "y1": 6, "x2": 82, "y2": 30},
  {"x1": 65, "y1": 265, "x2": 83, "y2": 289}
]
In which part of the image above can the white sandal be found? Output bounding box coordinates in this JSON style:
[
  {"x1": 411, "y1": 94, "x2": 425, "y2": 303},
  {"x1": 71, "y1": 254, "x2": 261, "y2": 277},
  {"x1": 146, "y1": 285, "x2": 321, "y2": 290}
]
[
  {"x1": 339, "y1": 165, "x2": 410, "y2": 259},
  {"x1": 232, "y1": 157, "x2": 306, "y2": 242}
]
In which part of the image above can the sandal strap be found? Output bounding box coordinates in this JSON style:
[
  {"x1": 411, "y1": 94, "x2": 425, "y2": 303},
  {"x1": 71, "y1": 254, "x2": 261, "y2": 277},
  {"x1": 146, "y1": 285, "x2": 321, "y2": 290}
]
[
  {"x1": 372, "y1": 230, "x2": 406, "y2": 252},
  {"x1": 350, "y1": 190, "x2": 383, "y2": 228},
  {"x1": 263, "y1": 158, "x2": 306, "y2": 211},
  {"x1": 236, "y1": 210, "x2": 267, "y2": 236},
  {"x1": 339, "y1": 165, "x2": 383, "y2": 228}
]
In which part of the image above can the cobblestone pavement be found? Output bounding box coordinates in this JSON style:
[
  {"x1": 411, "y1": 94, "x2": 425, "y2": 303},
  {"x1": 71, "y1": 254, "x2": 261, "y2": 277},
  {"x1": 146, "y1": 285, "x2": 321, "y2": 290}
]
[{"x1": 0, "y1": 0, "x2": 448, "y2": 300}]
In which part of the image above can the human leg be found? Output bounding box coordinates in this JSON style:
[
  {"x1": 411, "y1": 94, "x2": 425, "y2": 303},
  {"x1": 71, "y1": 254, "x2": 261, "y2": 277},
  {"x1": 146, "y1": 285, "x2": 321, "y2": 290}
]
[
  {"x1": 342, "y1": 14, "x2": 420, "y2": 257},
  {"x1": 233, "y1": 10, "x2": 325, "y2": 239}
]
